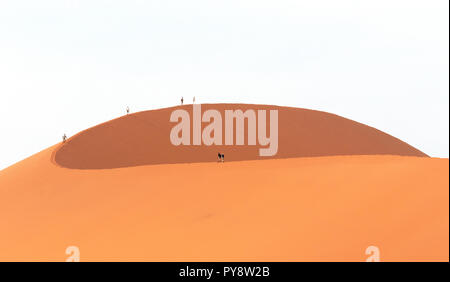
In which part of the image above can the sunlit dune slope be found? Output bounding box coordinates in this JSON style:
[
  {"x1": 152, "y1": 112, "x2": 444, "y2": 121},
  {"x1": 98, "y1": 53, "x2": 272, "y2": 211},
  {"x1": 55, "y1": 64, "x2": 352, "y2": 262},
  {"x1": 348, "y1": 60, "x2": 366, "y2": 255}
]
[
  {"x1": 54, "y1": 104, "x2": 427, "y2": 169},
  {"x1": 0, "y1": 146, "x2": 447, "y2": 261}
]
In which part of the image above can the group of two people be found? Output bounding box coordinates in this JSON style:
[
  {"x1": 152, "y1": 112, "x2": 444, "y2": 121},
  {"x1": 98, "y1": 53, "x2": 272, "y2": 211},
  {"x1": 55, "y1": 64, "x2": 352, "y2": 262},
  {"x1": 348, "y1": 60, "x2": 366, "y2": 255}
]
[{"x1": 125, "y1": 96, "x2": 195, "y2": 116}]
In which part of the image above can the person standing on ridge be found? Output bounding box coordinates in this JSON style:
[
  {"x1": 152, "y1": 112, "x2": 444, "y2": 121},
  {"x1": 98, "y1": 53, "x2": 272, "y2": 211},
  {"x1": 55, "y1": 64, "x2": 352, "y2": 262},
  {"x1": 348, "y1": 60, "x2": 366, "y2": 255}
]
[
  {"x1": 193, "y1": 96, "x2": 195, "y2": 104},
  {"x1": 62, "y1": 133, "x2": 67, "y2": 143},
  {"x1": 126, "y1": 106, "x2": 130, "y2": 115},
  {"x1": 181, "y1": 97, "x2": 184, "y2": 105}
]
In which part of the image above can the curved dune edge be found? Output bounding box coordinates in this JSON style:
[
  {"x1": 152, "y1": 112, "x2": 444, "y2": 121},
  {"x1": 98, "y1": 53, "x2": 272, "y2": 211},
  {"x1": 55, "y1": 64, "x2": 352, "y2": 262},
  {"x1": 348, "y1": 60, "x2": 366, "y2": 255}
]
[
  {"x1": 0, "y1": 144, "x2": 447, "y2": 261},
  {"x1": 54, "y1": 104, "x2": 427, "y2": 169}
]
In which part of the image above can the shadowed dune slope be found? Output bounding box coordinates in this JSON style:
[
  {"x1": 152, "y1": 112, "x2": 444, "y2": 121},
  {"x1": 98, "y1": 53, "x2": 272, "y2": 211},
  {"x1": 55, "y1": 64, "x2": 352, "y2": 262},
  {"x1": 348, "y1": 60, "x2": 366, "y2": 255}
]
[{"x1": 55, "y1": 104, "x2": 427, "y2": 169}]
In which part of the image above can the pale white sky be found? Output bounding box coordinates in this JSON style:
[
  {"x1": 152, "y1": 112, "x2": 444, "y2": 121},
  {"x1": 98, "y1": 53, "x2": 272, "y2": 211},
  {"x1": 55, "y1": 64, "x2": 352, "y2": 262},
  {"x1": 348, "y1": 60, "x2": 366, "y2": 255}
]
[{"x1": 0, "y1": 0, "x2": 448, "y2": 170}]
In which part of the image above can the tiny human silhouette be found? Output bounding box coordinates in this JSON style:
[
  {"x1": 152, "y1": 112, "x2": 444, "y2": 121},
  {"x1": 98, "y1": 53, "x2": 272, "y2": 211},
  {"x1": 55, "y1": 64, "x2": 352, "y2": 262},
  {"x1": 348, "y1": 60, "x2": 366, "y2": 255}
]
[
  {"x1": 126, "y1": 106, "x2": 130, "y2": 115},
  {"x1": 217, "y1": 152, "x2": 224, "y2": 162},
  {"x1": 181, "y1": 97, "x2": 184, "y2": 105},
  {"x1": 193, "y1": 96, "x2": 196, "y2": 104},
  {"x1": 62, "y1": 133, "x2": 67, "y2": 143}
]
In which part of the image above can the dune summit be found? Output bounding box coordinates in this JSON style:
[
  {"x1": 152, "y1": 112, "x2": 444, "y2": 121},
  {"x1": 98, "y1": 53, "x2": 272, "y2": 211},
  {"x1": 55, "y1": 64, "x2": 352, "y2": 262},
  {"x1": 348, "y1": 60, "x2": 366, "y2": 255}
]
[{"x1": 55, "y1": 104, "x2": 427, "y2": 169}]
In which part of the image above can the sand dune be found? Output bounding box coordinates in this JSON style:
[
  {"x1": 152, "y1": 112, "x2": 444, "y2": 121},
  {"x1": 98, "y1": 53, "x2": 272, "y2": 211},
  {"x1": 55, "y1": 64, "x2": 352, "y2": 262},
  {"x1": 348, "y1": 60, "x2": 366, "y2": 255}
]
[
  {"x1": 55, "y1": 104, "x2": 427, "y2": 169},
  {"x1": 0, "y1": 105, "x2": 447, "y2": 261}
]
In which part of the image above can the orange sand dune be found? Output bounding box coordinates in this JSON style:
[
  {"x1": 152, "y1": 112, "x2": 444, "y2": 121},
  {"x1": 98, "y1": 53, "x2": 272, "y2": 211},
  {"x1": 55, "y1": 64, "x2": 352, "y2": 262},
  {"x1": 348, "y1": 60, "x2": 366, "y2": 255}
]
[
  {"x1": 0, "y1": 105, "x2": 447, "y2": 262},
  {"x1": 0, "y1": 148, "x2": 447, "y2": 261},
  {"x1": 55, "y1": 104, "x2": 427, "y2": 169}
]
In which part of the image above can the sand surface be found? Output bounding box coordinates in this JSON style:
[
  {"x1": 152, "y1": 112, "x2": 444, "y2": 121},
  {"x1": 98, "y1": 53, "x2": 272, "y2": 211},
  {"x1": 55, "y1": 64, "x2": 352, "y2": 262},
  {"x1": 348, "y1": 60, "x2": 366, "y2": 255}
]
[
  {"x1": 0, "y1": 148, "x2": 447, "y2": 261},
  {"x1": 0, "y1": 105, "x2": 447, "y2": 261},
  {"x1": 55, "y1": 104, "x2": 427, "y2": 169}
]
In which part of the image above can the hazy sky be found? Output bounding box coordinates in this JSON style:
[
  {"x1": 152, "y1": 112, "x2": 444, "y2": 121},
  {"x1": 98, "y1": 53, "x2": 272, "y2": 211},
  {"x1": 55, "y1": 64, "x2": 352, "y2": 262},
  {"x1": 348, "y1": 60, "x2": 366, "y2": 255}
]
[{"x1": 0, "y1": 0, "x2": 448, "y2": 170}]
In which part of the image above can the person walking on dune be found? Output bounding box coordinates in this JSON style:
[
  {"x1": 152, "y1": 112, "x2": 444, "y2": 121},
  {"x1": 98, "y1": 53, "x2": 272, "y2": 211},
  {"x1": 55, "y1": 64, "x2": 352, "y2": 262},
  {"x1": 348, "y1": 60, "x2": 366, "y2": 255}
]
[
  {"x1": 193, "y1": 96, "x2": 196, "y2": 104},
  {"x1": 62, "y1": 133, "x2": 67, "y2": 143},
  {"x1": 181, "y1": 97, "x2": 184, "y2": 105},
  {"x1": 126, "y1": 106, "x2": 130, "y2": 115},
  {"x1": 217, "y1": 153, "x2": 224, "y2": 163}
]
